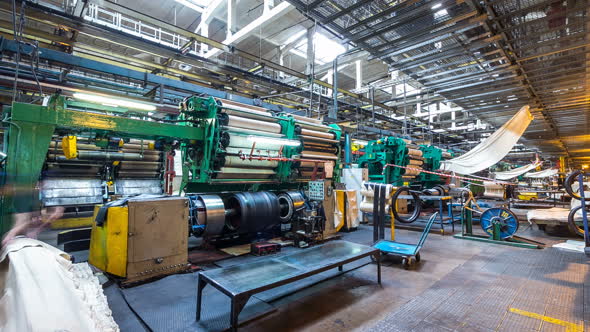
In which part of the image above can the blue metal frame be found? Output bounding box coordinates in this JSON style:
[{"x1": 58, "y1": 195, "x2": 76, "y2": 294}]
[{"x1": 0, "y1": 38, "x2": 287, "y2": 113}]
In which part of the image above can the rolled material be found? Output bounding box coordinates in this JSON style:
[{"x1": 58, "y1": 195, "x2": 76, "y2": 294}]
[
  {"x1": 301, "y1": 151, "x2": 339, "y2": 160},
  {"x1": 442, "y1": 152, "x2": 452, "y2": 159},
  {"x1": 226, "y1": 115, "x2": 281, "y2": 133},
  {"x1": 408, "y1": 149, "x2": 423, "y2": 158},
  {"x1": 359, "y1": 201, "x2": 390, "y2": 214},
  {"x1": 119, "y1": 162, "x2": 161, "y2": 171},
  {"x1": 221, "y1": 156, "x2": 279, "y2": 168},
  {"x1": 215, "y1": 167, "x2": 275, "y2": 179},
  {"x1": 300, "y1": 160, "x2": 331, "y2": 168},
  {"x1": 300, "y1": 128, "x2": 335, "y2": 139},
  {"x1": 300, "y1": 135, "x2": 339, "y2": 144},
  {"x1": 403, "y1": 167, "x2": 423, "y2": 176},
  {"x1": 409, "y1": 159, "x2": 424, "y2": 166}
]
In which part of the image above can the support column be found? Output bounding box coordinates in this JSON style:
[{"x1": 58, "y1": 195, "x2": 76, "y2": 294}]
[
  {"x1": 200, "y1": 23, "x2": 209, "y2": 54},
  {"x1": 227, "y1": 0, "x2": 237, "y2": 37},
  {"x1": 305, "y1": 28, "x2": 315, "y2": 76},
  {"x1": 355, "y1": 59, "x2": 363, "y2": 90}
]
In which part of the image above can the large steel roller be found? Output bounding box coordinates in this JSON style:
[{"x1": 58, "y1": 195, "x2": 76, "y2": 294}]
[{"x1": 226, "y1": 191, "x2": 281, "y2": 233}]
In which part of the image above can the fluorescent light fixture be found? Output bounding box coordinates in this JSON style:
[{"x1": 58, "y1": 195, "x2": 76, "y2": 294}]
[
  {"x1": 431, "y1": 3, "x2": 442, "y2": 9},
  {"x1": 73, "y1": 93, "x2": 157, "y2": 111},
  {"x1": 0, "y1": 151, "x2": 6, "y2": 159},
  {"x1": 434, "y1": 9, "x2": 448, "y2": 19},
  {"x1": 247, "y1": 135, "x2": 301, "y2": 147},
  {"x1": 175, "y1": 0, "x2": 205, "y2": 12}
]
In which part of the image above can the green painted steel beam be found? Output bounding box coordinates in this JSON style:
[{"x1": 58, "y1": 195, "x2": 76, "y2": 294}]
[
  {"x1": 11, "y1": 102, "x2": 204, "y2": 141},
  {"x1": 453, "y1": 233, "x2": 542, "y2": 249}
]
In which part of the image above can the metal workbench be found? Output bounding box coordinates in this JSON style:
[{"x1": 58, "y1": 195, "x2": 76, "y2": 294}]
[{"x1": 196, "y1": 240, "x2": 381, "y2": 331}]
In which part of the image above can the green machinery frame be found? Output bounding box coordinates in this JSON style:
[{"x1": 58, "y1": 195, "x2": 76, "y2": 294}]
[
  {"x1": 178, "y1": 96, "x2": 342, "y2": 193},
  {"x1": 357, "y1": 137, "x2": 451, "y2": 188},
  {"x1": 357, "y1": 136, "x2": 409, "y2": 186},
  {"x1": 0, "y1": 95, "x2": 342, "y2": 235},
  {"x1": 417, "y1": 145, "x2": 453, "y2": 188}
]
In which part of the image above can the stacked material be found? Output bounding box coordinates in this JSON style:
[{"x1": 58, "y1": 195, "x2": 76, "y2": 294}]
[
  {"x1": 296, "y1": 117, "x2": 339, "y2": 180},
  {"x1": 402, "y1": 143, "x2": 424, "y2": 180}
]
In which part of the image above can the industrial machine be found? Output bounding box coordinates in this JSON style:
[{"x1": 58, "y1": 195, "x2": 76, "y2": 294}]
[
  {"x1": 1, "y1": 93, "x2": 342, "y2": 282},
  {"x1": 357, "y1": 137, "x2": 452, "y2": 188}
]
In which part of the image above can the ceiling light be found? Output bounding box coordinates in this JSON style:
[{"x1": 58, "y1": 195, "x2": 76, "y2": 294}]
[
  {"x1": 431, "y1": 3, "x2": 442, "y2": 9},
  {"x1": 73, "y1": 93, "x2": 157, "y2": 111}
]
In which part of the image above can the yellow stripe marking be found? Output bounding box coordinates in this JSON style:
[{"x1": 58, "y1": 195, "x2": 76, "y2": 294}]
[{"x1": 509, "y1": 308, "x2": 584, "y2": 332}]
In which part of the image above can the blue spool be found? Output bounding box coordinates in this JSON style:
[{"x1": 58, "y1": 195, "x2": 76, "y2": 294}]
[{"x1": 479, "y1": 207, "x2": 519, "y2": 239}]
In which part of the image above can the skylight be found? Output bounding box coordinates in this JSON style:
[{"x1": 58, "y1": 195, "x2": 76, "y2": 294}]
[{"x1": 289, "y1": 33, "x2": 346, "y2": 64}]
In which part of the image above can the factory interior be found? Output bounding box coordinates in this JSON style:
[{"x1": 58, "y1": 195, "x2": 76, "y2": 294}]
[{"x1": 1, "y1": 0, "x2": 590, "y2": 331}]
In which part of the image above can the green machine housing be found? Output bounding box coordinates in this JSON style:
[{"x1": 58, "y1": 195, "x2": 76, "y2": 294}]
[
  {"x1": 0, "y1": 94, "x2": 342, "y2": 237},
  {"x1": 357, "y1": 136, "x2": 453, "y2": 188},
  {"x1": 357, "y1": 136, "x2": 411, "y2": 186},
  {"x1": 417, "y1": 145, "x2": 454, "y2": 188}
]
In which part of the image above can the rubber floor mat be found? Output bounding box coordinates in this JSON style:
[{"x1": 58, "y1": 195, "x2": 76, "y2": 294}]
[{"x1": 120, "y1": 273, "x2": 274, "y2": 332}]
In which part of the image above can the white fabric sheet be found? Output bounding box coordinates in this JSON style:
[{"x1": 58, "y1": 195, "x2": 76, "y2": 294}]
[
  {"x1": 440, "y1": 105, "x2": 533, "y2": 174},
  {"x1": 524, "y1": 168, "x2": 559, "y2": 178},
  {"x1": 0, "y1": 238, "x2": 119, "y2": 332},
  {"x1": 494, "y1": 162, "x2": 542, "y2": 180}
]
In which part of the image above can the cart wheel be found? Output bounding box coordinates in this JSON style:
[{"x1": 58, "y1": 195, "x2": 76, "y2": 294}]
[
  {"x1": 408, "y1": 257, "x2": 416, "y2": 267},
  {"x1": 415, "y1": 253, "x2": 421, "y2": 262},
  {"x1": 401, "y1": 258, "x2": 408, "y2": 268}
]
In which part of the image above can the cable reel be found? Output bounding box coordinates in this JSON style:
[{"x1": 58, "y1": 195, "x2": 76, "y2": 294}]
[{"x1": 479, "y1": 207, "x2": 519, "y2": 239}]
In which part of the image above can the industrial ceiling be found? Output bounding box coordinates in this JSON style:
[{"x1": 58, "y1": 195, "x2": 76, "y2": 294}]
[{"x1": 0, "y1": 0, "x2": 588, "y2": 166}]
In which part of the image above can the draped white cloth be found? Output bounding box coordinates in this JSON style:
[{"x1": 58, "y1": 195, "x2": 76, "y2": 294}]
[
  {"x1": 0, "y1": 238, "x2": 119, "y2": 332},
  {"x1": 440, "y1": 105, "x2": 533, "y2": 175},
  {"x1": 494, "y1": 162, "x2": 542, "y2": 180},
  {"x1": 524, "y1": 168, "x2": 559, "y2": 178}
]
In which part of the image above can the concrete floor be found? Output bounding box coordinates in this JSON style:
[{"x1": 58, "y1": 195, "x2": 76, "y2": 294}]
[
  {"x1": 239, "y1": 225, "x2": 589, "y2": 332},
  {"x1": 39, "y1": 221, "x2": 588, "y2": 332}
]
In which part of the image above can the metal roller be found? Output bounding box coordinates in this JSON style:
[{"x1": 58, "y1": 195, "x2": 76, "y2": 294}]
[
  {"x1": 214, "y1": 167, "x2": 276, "y2": 179},
  {"x1": 217, "y1": 99, "x2": 274, "y2": 121},
  {"x1": 302, "y1": 145, "x2": 339, "y2": 154},
  {"x1": 224, "y1": 114, "x2": 281, "y2": 133},
  {"x1": 224, "y1": 133, "x2": 287, "y2": 150},
  {"x1": 117, "y1": 171, "x2": 160, "y2": 178},
  {"x1": 49, "y1": 141, "x2": 101, "y2": 150},
  {"x1": 224, "y1": 146, "x2": 282, "y2": 157},
  {"x1": 220, "y1": 156, "x2": 279, "y2": 168},
  {"x1": 226, "y1": 191, "x2": 280, "y2": 233},
  {"x1": 188, "y1": 194, "x2": 226, "y2": 236},
  {"x1": 75, "y1": 151, "x2": 159, "y2": 161},
  {"x1": 290, "y1": 113, "x2": 323, "y2": 124},
  {"x1": 300, "y1": 170, "x2": 327, "y2": 178},
  {"x1": 301, "y1": 151, "x2": 339, "y2": 160},
  {"x1": 299, "y1": 128, "x2": 335, "y2": 139},
  {"x1": 277, "y1": 191, "x2": 306, "y2": 222},
  {"x1": 223, "y1": 126, "x2": 284, "y2": 138}
]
